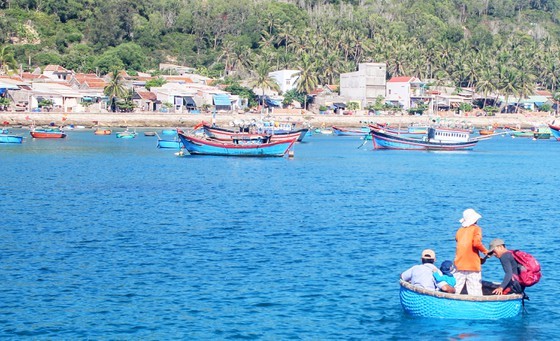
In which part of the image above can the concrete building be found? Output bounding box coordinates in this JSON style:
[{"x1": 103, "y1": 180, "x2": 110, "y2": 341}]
[
  {"x1": 339, "y1": 63, "x2": 386, "y2": 107},
  {"x1": 269, "y1": 70, "x2": 300, "y2": 94},
  {"x1": 386, "y1": 76, "x2": 431, "y2": 110}
]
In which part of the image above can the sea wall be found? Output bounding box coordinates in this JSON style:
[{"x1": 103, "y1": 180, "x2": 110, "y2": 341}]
[{"x1": 0, "y1": 110, "x2": 556, "y2": 128}]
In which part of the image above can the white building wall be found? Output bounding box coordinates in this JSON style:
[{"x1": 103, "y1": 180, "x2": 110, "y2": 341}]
[
  {"x1": 386, "y1": 83, "x2": 411, "y2": 109},
  {"x1": 269, "y1": 70, "x2": 299, "y2": 94}
]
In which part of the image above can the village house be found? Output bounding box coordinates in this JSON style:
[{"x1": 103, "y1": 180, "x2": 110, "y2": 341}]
[
  {"x1": 386, "y1": 76, "x2": 432, "y2": 110},
  {"x1": 43, "y1": 65, "x2": 73, "y2": 81}
]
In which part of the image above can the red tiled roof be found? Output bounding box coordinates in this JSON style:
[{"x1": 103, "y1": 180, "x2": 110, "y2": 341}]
[
  {"x1": 309, "y1": 88, "x2": 324, "y2": 95},
  {"x1": 73, "y1": 73, "x2": 106, "y2": 88},
  {"x1": 164, "y1": 76, "x2": 193, "y2": 83},
  {"x1": 44, "y1": 64, "x2": 69, "y2": 72},
  {"x1": 535, "y1": 90, "x2": 552, "y2": 97},
  {"x1": 20, "y1": 73, "x2": 49, "y2": 80},
  {"x1": 136, "y1": 91, "x2": 157, "y2": 101},
  {"x1": 388, "y1": 76, "x2": 414, "y2": 83}
]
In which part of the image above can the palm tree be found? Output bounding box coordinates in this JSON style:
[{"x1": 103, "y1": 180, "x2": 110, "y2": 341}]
[
  {"x1": 104, "y1": 70, "x2": 128, "y2": 112},
  {"x1": 295, "y1": 54, "x2": 319, "y2": 111},
  {"x1": 0, "y1": 45, "x2": 17, "y2": 74},
  {"x1": 476, "y1": 69, "x2": 496, "y2": 110},
  {"x1": 247, "y1": 60, "x2": 280, "y2": 114}
]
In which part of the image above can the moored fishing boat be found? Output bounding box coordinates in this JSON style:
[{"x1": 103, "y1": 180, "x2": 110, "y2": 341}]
[
  {"x1": 30, "y1": 126, "x2": 66, "y2": 138},
  {"x1": 0, "y1": 129, "x2": 24, "y2": 144},
  {"x1": 94, "y1": 128, "x2": 112, "y2": 135},
  {"x1": 116, "y1": 129, "x2": 137, "y2": 139},
  {"x1": 479, "y1": 129, "x2": 495, "y2": 136},
  {"x1": 202, "y1": 124, "x2": 305, "y2": 142},
  {"x1": 177, "y1": 132, "x2": 296, "y2": 157},
  {"x1": 399, "y1": 280, "x2": 523, "y2": 319},
  {"x1": 332, "y1": 126, "x2": 369, "y2": 136},
  {"x1": 162, "y1": 128, "x2": 177, "y2": 136},
  {"x1": 548, "y1": 124, "x2": 560, "y2": 140},
  {"x1": 369, "y1": 125, "x2": 480, "y2": 151},
  {"x1": 533, "y1": 126, "x2": 551, "y2": 139},
  {"x1": 156, "y1": 133, "x2": 182, "y2": 149}
]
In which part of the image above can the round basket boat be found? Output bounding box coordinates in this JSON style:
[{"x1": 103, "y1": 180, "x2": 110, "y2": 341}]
[{"x1": 399, "y1": 280, "x2": 523, "y2": 319}]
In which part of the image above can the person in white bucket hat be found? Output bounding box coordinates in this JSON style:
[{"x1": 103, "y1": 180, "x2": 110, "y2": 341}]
[{"x1": 454, "y1": 208, "x2": 489, "y2": 296}]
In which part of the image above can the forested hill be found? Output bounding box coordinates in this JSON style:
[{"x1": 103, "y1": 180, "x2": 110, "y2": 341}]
[{"x1": 2, "y1": 0, "x2": 560, "y2": 94}]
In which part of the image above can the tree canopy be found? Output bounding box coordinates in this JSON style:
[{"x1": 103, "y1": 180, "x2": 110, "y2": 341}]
[{"x1": 1, "y1": 0, "x2": 560, "y2": 101}]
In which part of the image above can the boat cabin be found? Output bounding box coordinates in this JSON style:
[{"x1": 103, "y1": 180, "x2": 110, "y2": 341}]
[{"x1": 427, "y1": 128, "x2": 470, "y2": 143}]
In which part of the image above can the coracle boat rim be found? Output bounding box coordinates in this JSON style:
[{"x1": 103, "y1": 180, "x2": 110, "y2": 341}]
[{"x1": 399, "y1": 280, "x2": 523, "y2": 302}]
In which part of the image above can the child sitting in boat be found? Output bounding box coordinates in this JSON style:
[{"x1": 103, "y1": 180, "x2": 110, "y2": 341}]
[{"x1": 433, "y1": 260, "x2": 456, "y2": 291}]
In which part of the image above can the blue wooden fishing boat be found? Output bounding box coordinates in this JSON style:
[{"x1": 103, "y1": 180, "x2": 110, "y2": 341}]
[
  {"x1": 332, "y1": 126, "x2": 369, "y2": 137},
  {"x1": 399, "y1": 280, "x2": 523, "y2": 319},
  {"x1": 157, "y1": 138, "x2": 182, "y2": 149},
  {"x1": 0, "y1": 129, "x2": 23, "y2": 144},
  {"x1": 177, "y1": 132, "x2": 296, "y2": 157},
  {"x1": 162, "y1": 129, "x2": 177, "y2": 136},
  {"x1": 548, "y1": 124, "x2": 560, "y2": 141},
  {"x1": 370, "y1": 125, "x2": 479, "y2": 151}
]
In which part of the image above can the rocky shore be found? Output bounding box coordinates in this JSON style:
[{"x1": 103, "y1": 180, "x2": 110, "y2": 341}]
[{"x1": 0, "y1": 110, "x2": 556, "y2": 129}]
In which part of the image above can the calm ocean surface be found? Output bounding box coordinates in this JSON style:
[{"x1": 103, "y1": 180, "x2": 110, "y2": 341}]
[{"x1": 1, "y1": 128, "x2": 559, "y2": 340}]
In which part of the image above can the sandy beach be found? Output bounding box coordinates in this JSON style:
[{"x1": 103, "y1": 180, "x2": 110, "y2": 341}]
[{"x1": 0, "y1": 110, "x2": 556, "y2": 129}]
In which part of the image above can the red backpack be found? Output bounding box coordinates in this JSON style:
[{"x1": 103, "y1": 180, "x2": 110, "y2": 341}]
[{"x1": 511, "y1": 250, "x2": 542, "y2": 287}]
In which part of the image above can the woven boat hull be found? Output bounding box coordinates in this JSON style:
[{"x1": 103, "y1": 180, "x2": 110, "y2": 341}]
[{"x1": 399, "y1": 280, "x2": 522, "y2": 319}]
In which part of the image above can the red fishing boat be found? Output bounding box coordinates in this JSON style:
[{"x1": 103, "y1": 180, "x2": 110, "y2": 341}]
[{"x1": 30, "y1": 127, "x2": 66, "y2": 138}]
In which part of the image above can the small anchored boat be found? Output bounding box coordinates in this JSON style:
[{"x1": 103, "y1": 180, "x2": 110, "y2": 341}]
[
  {"x1": 399, "y1": 280, "x2": 523, "y2": 319},
  {"x1": 116, "y1": 129, "x2": 137, "y2": 139},
  {"x1": 332, "y1": 126, "x2": 369, "y2": 137},
  {"x1": 156, "y1": 132, "x2": 182, "y2": 149},
  {"x1": 94, "y1": 128, "x2": 112, "y2": 135},
  {"x1": 0, "y1": 129, "x2": 23, "y2": 144},
  {"x1": 30, "y1": 126, "x2": 66, "y2": 138},
  {"x1": 369, "y1": 125, "x2": 480, "y2": 151}
]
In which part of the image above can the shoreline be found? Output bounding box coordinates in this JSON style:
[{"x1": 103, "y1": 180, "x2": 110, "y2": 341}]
[{"x1": 0, "y1": 111, "x2": 556, "y2": 129}]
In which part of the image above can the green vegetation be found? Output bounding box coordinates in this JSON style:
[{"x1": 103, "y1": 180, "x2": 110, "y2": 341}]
[{"x1": 2, "y1": 0, "x2": 560, "y2": 104}]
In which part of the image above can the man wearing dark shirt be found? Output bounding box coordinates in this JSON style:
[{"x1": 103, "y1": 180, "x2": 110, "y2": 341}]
[{"x1": 488, "y1": 238, "x2": 524, "y2": 295}]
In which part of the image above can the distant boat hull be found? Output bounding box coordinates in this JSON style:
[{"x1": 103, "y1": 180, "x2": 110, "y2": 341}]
[
  {"x1": 400, "y1": 280, "x2": 522, "y2": 319},
  {"x1": 162, "y1": 129, "x2": 177, "y2": 135},
  {"x1": 94, "y1": 129, "x2": 112, "y2": 135},
  {"x1": 116, "y1": 131, "x2": 137, "y2": 139},
  {"x1": 30, "y1": 129, "x2": 66, "y2": 138},
  {"x1": 479, "y1": 129, "x2": 495, "y2": 136},
  {"x1": 203, "y1": 124, "x2": 305, "y2": 142},
  {"x1": 0, "y1": 133, "x2": 23, "y2": 144},
  {"x1": 178, "y1": 132, "x2": 296, "y2": 157},
  {"x1": 370, "y1": 127, "x2": 477, "y2": 150},
  {"x1": 157, "y1": 139, "x2": 182, "y2": 149},
  {"x1": 332, "y1": 126, "x2": 369, "y2": 136}
]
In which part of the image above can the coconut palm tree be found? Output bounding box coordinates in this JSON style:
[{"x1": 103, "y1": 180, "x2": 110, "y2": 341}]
[
  {"x1": 476, "y1": 69, "x2": 496, "y2": 109},
  {"x1": 247, "y1": 59, "x2": 280, "y2": 113},
  {"x1": 295, "y1": 54, "x2": 319, "y2": 111},
  {"x1": 0, "y1": 45, "x2": 17, "y2": 74},
  {"x1": 104, "y1": 70, "x2": 128, "y2": 112}
]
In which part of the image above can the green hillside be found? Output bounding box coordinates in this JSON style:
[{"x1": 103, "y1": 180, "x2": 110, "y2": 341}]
[{"x1": 2, "y1": 0, "x2": 560, "y2": 97}]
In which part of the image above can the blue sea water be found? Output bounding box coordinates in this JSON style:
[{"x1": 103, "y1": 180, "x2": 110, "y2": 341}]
[{"x1": 1, "y1": 129, "x2": 559, "y2": 340}]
